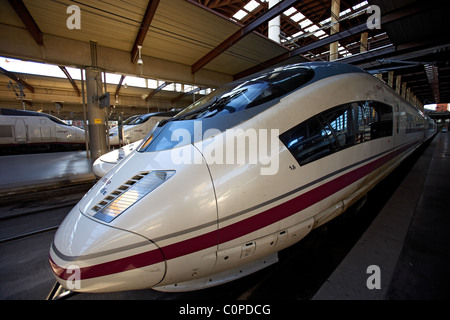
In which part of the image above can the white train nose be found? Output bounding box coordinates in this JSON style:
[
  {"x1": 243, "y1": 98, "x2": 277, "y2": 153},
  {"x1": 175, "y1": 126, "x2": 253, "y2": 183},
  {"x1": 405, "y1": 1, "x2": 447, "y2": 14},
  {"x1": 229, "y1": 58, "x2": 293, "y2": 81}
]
[{"x1": 49, "y1": 205, "x2": 166, "y2": 293}]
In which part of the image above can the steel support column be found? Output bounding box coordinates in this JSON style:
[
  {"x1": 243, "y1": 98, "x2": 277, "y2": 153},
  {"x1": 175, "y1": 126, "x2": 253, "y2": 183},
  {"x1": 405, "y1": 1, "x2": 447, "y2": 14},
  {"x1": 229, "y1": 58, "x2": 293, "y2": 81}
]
[
  {"x1": 268, "y1": 0, "x2": 281, "y2": 44},
  {"x1": 330, "y1": 0, "x2": 340, "y2": 61},
  {"x1": 85, "y1": 65, "x2": 107, "y2": 159}
]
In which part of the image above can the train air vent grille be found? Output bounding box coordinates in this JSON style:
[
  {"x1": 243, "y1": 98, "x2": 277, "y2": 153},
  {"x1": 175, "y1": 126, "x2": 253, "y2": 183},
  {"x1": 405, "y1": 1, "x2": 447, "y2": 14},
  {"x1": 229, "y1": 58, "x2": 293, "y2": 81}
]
[
  {"x1": 90, "y1": 171, "x2": 149, "y2": 214},
  {"x1": 90, "y1": 170, "x2": 175, "y2": 223}
]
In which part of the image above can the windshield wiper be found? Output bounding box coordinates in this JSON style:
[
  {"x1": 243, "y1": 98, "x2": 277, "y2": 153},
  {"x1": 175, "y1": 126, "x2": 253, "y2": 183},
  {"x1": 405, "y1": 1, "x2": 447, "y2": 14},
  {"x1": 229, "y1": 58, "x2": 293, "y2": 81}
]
[
  {"x1": 158, "y1": 88, "x2": 248, "y2": 126},
  {"x1": 182, "y1": 89, "x2": 248, "y2": 119},
  {"x1": 158, "y1": 97, "x2": 219, "y2": 126}
]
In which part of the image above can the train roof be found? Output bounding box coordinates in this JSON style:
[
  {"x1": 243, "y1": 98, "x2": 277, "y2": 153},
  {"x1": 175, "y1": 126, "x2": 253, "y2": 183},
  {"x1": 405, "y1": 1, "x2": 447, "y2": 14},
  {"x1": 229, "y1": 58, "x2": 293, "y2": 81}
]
[
  {"x1": 1, "y1": 108, "x2": 40, "y2": 117},
  {"x1": 243, "y1": 61, "x2": 366, "y2": 84},
  {"x1": 142, "y1": 111, "x2": 179, "y2": 117},
  {"x1": 0, "y1": 108, "x2": 69, "y2": 125},
  {"x1": 126, "y1": 111, "x2": 179, "y2": 125}
]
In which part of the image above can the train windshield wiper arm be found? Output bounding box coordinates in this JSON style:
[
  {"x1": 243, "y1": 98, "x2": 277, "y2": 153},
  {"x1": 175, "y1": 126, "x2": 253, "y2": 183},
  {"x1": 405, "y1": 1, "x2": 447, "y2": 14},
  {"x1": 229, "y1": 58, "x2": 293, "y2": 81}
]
[{"x1": 175, "y1": 89, "x2": 248, "y2": 121}]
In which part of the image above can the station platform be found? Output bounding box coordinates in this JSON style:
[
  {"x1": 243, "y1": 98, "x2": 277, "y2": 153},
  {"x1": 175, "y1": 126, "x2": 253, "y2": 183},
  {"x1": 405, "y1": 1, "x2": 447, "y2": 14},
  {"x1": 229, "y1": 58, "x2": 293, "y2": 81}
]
[
  {"x1": 0, "y1": 151, "x2": 96, "y2": 198},
  {"x1": 313, "y1": 132, "x2": 450, "y2": 300}
]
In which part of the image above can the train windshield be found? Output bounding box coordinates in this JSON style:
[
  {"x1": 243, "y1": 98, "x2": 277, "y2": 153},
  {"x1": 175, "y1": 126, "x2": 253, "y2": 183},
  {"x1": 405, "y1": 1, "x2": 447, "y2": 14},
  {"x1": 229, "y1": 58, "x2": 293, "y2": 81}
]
[
  {"x1": 46, "y1": 114, "x2": 70, "y2": 126},
  {"x1": 128, "y1": 114, "x2": 152, "y2": 125},
  {"x1": 174, "y1": 66, "x2": 315, "y2": 120},
  {"x1": 123, "y1": 115, "x2": 139, "y2": 125},
  {"x1": 138, "y1": 65, "x2": 315, "y2": 153}
]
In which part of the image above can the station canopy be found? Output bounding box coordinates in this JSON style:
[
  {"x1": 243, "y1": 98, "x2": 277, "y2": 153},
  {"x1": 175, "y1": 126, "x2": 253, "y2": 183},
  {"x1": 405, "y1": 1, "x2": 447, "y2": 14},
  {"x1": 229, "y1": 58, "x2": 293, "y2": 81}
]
[{"x1": 0, "y1": 0, "x2": 448, "y2": 118}]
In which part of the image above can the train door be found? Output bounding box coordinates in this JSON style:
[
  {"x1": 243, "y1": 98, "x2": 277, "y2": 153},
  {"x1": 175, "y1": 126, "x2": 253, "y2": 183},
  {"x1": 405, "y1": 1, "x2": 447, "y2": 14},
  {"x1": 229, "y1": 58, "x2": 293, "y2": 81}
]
[
  {"x1": 40, "y1": 119, "x2": 52, "y2": 141},
  {"x1": 14, "y1": 119, "x2": 27, "y2": 143}
]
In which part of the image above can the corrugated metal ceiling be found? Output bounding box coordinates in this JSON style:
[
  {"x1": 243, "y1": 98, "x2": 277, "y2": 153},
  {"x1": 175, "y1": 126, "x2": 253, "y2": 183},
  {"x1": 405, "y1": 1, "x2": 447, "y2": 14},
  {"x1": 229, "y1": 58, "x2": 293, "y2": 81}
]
[
  {"x1": 0, "y1": 0, "x2": 448, "y2": 106},
  {"x1": 6, "y1": 0, "x2": 289, "y2": 76}
]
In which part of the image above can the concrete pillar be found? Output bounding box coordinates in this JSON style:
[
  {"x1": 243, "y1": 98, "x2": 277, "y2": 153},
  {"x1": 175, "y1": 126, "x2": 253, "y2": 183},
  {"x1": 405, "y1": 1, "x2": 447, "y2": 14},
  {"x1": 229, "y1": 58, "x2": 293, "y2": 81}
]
[
  {"x1": 85, "y1": 66, "x2": 107, "y2": 159},
  {"x1": 268, "y1": 0, "x2": 281, "y2": 43},
  {"x1": 330, "y1": 0, "x2": 340, "y2": 61},
  {"x1": 402, "y1": 82, "x2": 407, "y2": 99},
  {"x1": 360, "y1": 32, "x2": 368, "y2": 53},
  {"x1": 388, "y1": 71, "x2": 394, "y2": 88},
  {"x1": 396, "y1": 75, "x2": 402, "y2": 95}
]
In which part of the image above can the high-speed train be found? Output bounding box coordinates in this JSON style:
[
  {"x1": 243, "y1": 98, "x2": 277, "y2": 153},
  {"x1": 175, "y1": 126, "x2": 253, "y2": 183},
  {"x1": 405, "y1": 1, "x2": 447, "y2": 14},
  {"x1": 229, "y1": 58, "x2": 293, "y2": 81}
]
[
  {"x1": 0, "y1": 108, "x2": 85, "y2": 154},
  {"x1": 109, "y1": 111, "x2": 177, "y2": 146},
  {"x1": 49, "y1": 62, "x2": 436, "y2": 293}
]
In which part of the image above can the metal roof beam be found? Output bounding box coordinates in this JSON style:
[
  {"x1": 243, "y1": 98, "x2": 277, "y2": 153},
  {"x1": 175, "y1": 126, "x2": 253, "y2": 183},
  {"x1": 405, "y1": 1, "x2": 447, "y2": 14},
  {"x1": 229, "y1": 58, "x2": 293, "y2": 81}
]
[
  {"x1": 191, "y1": 0, "x2": 303, "y2": 74},
  {"x1": 234, "y1": 0, "x2": 438, "y2": 79},
  {"x1": 114, "y1": 75, "x2": 126, "y2": 98},
  {"x1": 131, "y1": 0, "x2": 160, "y2": 63},
  {"x1": 7, "y1": 0, "x2": 43, "y2": 45},
  {"x1": 145, "y1": 82, "x2": 171, "y2": 102},
  {"x1": 58, "y1": 66, "x2": 80, "y2": 97},
  {"x1": 172, "y1": 87, "x2": 201, "y2": 103},
  {"x1": 0, "y1": 66, "x2": 35, "y2": 93}
]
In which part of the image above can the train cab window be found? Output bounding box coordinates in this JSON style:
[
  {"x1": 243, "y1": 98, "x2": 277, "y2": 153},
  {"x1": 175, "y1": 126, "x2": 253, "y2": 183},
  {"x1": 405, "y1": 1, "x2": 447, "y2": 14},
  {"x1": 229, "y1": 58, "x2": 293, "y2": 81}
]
[
  {"x1": 280, "y1": 116, "x2": 338, "y2": 166},
  {"x1": 129, "y1": 114, "x2": 152, "y2": 125},
  {"x1": 45, "y1": 114, "x2": 69, "y2": 126},
  {"x1": 174, "y1": 66, "x2": 314, "y2": 120}
]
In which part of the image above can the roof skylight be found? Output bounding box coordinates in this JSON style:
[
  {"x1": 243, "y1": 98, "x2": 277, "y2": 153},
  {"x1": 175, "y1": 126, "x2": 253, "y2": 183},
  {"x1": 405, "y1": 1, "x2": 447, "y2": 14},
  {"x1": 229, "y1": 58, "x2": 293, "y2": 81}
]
[
  {"x1": 291, "y1": 12, "x2": 305, "y2": 22},
  {"x1": 232, "y1": 9, "x2": 247, "y2": 20},
  {"x1": 244, "y1": 0, "x2": 259, "y2": 12},
  {"x1": 283, "y1": 7, "x2": 297, "y2": 16}
]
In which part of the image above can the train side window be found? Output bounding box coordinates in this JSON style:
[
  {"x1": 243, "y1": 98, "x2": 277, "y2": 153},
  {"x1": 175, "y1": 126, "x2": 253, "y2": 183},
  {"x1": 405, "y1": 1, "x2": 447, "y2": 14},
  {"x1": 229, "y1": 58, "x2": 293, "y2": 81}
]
[
  {"x1": 280, "y1": 116, "x2": 337, "y2": 166},
  {"x1": 361, "y1": 101, "x2": 393, "y2": 140},
  {"x1": 0, "y1": 125, "x2": 13, "y2": 138},
  {"x1": 281, "y1": 101, "x2": 393, "y2": 167},
  {"x1": 321, "y1": 104, "x2": 362, "y2": 149},
  {"x1": 405, "y1": 112, "x2": 425, "y2": 133}
]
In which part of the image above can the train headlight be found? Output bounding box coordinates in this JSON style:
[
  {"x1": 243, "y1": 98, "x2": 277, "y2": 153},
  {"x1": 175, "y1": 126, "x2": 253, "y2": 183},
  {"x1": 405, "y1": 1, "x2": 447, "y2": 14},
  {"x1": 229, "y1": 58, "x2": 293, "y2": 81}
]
[{"x1": 90, "y1": 170, "x2": 175, "y2": 223}]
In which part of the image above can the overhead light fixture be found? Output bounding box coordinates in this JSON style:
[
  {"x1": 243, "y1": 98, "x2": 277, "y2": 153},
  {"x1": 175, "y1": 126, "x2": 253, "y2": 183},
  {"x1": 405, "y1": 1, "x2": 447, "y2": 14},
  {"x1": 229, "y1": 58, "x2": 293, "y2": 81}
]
[{"x1": 137, "y1": 45, "x2": 143, "y2": 66}]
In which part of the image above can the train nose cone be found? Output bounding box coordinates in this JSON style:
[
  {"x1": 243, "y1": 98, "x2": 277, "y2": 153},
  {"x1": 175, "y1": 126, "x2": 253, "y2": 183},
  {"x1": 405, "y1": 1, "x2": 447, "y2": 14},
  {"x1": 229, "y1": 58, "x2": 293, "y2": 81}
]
[{"x1": 49, "y1": 205, "x2": 165, "y2": 293}]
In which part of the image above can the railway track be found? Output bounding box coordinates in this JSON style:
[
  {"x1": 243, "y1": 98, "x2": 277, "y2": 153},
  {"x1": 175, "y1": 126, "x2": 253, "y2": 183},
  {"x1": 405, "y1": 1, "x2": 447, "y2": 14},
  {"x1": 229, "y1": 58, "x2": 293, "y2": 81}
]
[
  {"x1": 0, "y1": 183, "x2": 91, "y2": 299},
  {"x1": 0, "y1": 184, "x2": 91, "y2": 244}
]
